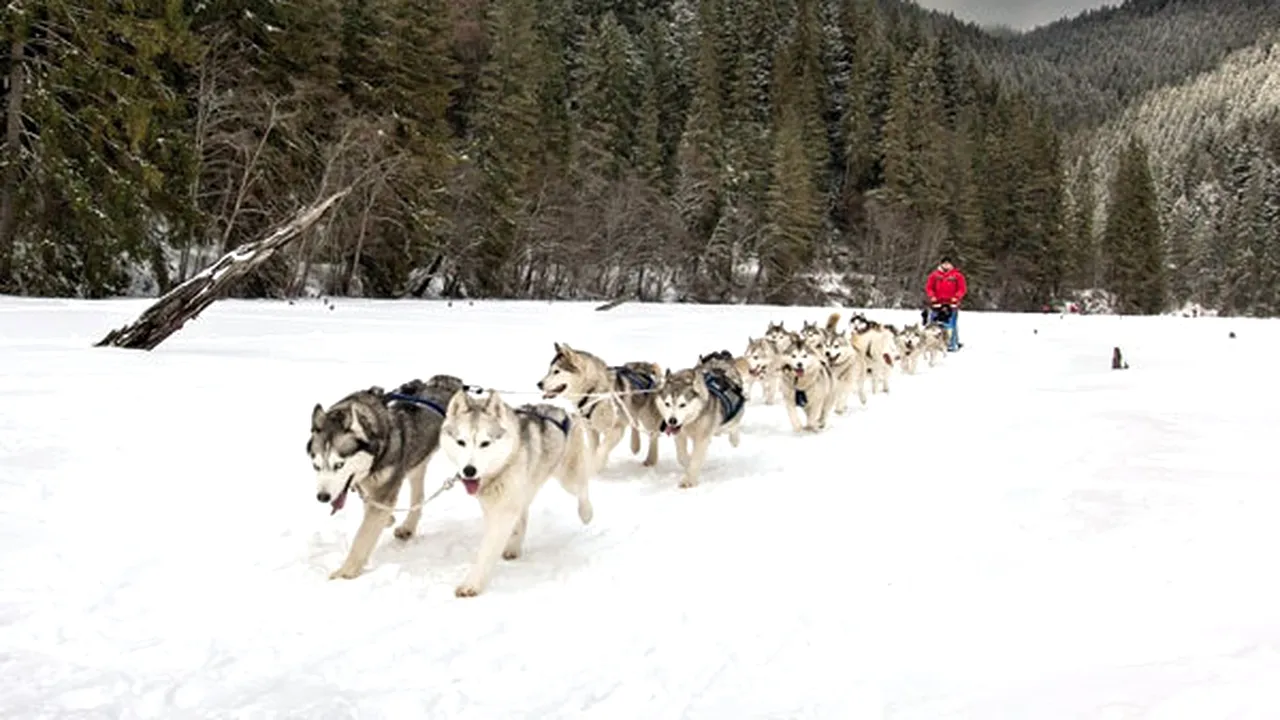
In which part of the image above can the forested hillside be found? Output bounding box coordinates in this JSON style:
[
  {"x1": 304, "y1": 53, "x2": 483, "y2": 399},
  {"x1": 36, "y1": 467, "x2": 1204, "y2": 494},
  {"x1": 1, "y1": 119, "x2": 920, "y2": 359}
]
[
  {"x1": 1076, "y1": 36, "x2": 1280, "y2": 316},
  {"x1": 977, "y1": 0, "x2": 1280, "y2": 130},
  {"x1": 1, "y1": 0, "x2": 1278, "y2": 315}
]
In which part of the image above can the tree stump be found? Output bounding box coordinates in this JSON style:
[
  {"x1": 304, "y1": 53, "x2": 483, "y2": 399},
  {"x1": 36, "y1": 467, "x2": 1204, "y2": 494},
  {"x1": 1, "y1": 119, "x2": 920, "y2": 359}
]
[
  {"x1": 95, "y1": 189, "x2": 350, "y2": 350},
  {"x1": 1111, "y1": 346, "x2": 1129, "y2": 370}
]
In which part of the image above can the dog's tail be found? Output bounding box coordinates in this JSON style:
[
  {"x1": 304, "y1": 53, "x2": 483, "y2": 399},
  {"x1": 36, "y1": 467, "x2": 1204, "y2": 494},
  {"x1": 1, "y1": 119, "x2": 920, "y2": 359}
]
[{"x1": 826, "y1": 311, "x2": 841, "y2": 333}]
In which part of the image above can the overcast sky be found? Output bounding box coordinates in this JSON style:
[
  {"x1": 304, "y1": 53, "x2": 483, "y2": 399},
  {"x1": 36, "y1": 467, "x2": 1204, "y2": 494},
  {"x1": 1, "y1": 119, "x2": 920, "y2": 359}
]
[{"x1": 913, "y1": 0, "x2": 1112, "y2": 31}]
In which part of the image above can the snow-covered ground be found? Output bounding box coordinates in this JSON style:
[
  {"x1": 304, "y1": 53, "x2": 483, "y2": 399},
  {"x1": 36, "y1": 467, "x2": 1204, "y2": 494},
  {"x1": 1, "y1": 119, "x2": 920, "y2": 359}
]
[{"x1": 2, "y1": 297, "x2": 1279, "y2": 718}]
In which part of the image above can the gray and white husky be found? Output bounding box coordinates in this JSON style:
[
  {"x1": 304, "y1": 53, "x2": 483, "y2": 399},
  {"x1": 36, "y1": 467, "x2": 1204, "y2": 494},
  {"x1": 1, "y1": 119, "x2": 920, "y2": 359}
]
[
  {"x1": 764, "y1": 321, "x2": 796, "y2": 350},
  {"x1": 438, "y1": 388, "x2": 598, "y2": 597},
  {"x1": 536, "y1": 342, "x2": 664, "y2": 469},
  {"x1": 920, "y1": 323, "x2": 948, "y2": 367},
  {"x1": 819, "y1": 324, "x2": 868, "y2": 413},
  {"x1": 780, "y1": 336, "x2": 836, "y2": 432},
  {"x1": 799, "y1": 319, "x2": 827, "y2": 350},
  {"x1": 653, "y1": 353, "x2": 746, "y2": 489},
  {"x1": 308, "y1": 374, "x2": 465, "y2": 580},
  {"x1": 896, "y1": 324, "x2": 925, "y2": 375},
  {"x1": 739, "y1": 336, "x2": 781, "y2": 403},
  {"x1": 851, "y1": 324, "x2": 898, "y2": 395}
]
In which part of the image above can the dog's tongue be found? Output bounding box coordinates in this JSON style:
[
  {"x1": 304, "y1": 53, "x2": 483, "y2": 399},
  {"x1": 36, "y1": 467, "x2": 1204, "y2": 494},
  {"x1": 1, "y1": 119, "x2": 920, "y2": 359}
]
[
  {"x1": 795, "y1": 367, "x2": 805, "y2": 377},
  {"x1": 663, "y1": 424, "x2": 680, "y2": 436},
  {"x1": 462, "y1": 478, "x2": 480, "y2": 495},
  {"x1": 329, "y1": 486, "x2": 348, "y2": 515}
]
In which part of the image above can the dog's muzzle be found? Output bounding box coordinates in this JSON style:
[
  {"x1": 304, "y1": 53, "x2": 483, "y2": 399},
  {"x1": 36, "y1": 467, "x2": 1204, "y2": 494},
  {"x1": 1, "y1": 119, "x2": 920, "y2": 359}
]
[
  {"x1": 660, "y1": 418, "x2": 682, "y2": 436},
  {"x1": 459, "y1": 465, "x2": 482, "y2": 495},
  {"x1": 541, "y1": 383, "x2": 567, "y2": 399},
  {"x1": 320, "y1": 476, "x2": 354, "y2": 515}
]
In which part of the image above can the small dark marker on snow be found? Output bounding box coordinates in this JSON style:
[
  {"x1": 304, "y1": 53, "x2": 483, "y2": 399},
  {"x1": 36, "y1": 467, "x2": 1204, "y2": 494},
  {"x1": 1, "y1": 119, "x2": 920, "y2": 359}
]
[
  {"x1": 1111, "y1": 346, "x2": 1129, "y2": 370},
  {"x1": 1229, "y1": 331, "x2": 1236, "y2": 339}
]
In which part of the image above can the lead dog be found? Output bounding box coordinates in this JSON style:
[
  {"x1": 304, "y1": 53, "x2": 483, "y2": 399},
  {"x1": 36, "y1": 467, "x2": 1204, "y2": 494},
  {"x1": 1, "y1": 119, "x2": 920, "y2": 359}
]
[
  {"x1": 439, "y1": 388, "x2": 598, "y2": 597},
  {"x1": 308, "y1": 375, "x2": 465, "y2": 580}
]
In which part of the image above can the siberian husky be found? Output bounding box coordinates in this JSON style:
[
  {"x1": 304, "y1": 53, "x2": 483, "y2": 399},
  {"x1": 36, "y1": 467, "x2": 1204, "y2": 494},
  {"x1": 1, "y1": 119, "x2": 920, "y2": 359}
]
[
  {"x1": 653, "y1": 355, "x2": 746, "y2": 489},
  {"x1": 819, "y1": 317, "x2": 868, "y2": 413},
  {"x1": 739, "y1": 336, "x2": 781, "y2": 404},
  {"x1": 537, "y1": 342, "x2": 664, "y2": 468},
  {"x1": 921, "y1": 323, "x2": 948, "y2": 366},
  {"x1": 799, "y1": 319, "x2": 827, "y2": 350},
  {"x1": 439, "y1": 389, "x2": 598, "y2": 597},
  {"x1": 896, "y1": 324, "x2": 924, "y2": 375},
  {"x1": 308, "y1": 375, "x2": 465, "y2": 580},
  {"x1": 780, "y1": 336, "x2": 836, "y2": 432},
  {"x1": 851, "y1": 324, "x2": 897, "y2": 394}
]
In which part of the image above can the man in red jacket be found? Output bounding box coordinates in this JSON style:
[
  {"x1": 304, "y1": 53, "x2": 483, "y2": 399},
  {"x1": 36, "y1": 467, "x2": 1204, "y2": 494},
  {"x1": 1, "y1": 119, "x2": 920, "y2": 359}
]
[{"x1": 925, "y1": 255, "x2": 966, "y2": 351}]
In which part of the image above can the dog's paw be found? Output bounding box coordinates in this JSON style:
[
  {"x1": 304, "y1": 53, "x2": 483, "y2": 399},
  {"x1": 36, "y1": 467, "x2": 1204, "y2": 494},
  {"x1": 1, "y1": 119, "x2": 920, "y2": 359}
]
[
  {"x1": 393, "y1": 525, "x2": 415, "y2": 540},
  {"x1": 578, "y1": 499, "x2": 594, "y2": 524},
  {"x1": 329, "y1": 566, "x2": 362, "y2": 580},
  {"x1": 454, "y1": 583, "x2": 480, "y2": 598},
  {"x1": 678, "y1": 476, "x2": 699, "y2": 489},
  {"x1": 502, "y1": 548, "x2": 521, "y2": 560}
]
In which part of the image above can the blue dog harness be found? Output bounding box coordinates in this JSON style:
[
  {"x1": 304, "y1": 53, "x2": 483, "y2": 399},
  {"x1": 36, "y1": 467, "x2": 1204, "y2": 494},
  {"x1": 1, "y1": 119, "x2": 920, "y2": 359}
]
[
  {"x1": 384, "y1": 392, "x2": 448, "y2": 416},
  {"x1": 516, "y1": 406, "x2": 571, "y2": 435},
  {"x1": 703, "y1": 371, "x2": 744, "y2": 423},
  {"x1": 611, "y1": 365, "x2": 656, "y2": 392}
]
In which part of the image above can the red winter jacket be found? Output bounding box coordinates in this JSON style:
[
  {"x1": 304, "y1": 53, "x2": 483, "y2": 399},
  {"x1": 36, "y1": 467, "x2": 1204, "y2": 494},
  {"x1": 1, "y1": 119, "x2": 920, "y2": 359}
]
[{"x1": 926, "y1": 267, "x2": 967, "y2": 306}]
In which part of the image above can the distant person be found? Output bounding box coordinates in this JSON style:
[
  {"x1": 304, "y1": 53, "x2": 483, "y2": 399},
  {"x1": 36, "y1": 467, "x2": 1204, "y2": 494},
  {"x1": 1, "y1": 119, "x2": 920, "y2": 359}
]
[{"x1": 925, "y1": 255, "x2": 966, "y2": 352}]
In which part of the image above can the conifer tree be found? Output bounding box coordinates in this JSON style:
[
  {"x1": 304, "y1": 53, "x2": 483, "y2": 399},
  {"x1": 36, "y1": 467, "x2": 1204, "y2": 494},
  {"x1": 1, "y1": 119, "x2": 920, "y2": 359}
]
[
  {"x1": 461, "y1": 0, "x2": 549, "y2": 296},
  {"x1": 1103, "y1": 135, "x2": 1165, "y2": 314}
]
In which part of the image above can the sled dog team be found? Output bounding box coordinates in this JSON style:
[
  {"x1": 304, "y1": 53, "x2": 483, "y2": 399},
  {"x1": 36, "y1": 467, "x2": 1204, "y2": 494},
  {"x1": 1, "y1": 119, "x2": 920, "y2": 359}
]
[{"x1": 307, "y1": 311, "x2": 952, "y2": 597}]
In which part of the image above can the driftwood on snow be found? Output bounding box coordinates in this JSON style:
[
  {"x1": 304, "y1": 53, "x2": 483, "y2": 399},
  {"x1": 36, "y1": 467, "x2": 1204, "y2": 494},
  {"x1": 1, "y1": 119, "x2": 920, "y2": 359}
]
[
  {"x1": 95, "y1": 189, "x2": 351, "y2": 350},
  {"x1": 594, "y1": 295, "x2": 634, "y2": 312}
]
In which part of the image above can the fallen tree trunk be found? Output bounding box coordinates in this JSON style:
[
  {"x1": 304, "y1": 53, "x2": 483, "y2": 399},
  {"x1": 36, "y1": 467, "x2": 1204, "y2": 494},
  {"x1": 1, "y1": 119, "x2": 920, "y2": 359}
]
[
  {"x1": 95, "y1": 189, "x2": 350, "y2": 350},
  {"x1": 594, "y1": 295, "x2": 634, "y2": 312}
]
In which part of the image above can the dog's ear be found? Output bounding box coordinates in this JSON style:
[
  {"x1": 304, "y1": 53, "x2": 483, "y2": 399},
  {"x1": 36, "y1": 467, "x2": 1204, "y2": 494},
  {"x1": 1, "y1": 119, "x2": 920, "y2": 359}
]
[
  {"x1": 484, "y1": 390, "x2": 503, "y2": 412},
  {"x1": 446, "y1": 388, "x2": 469, "y2": 416},
  {"x1": 558, "y1": 347, "x2": 579, "y2": 372},
  {"x1": 312, "y1": 403, "x2": 326, "y2": 431}
]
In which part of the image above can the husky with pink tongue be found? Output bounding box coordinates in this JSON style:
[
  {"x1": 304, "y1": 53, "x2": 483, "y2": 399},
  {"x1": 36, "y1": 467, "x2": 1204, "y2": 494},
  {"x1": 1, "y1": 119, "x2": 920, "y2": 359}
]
[
  {"x1": 652, "y1": 351, "x2": 746, "y2": 491},
  {"x1": 308, "y1": 375, "x2": 465, "y2": 580},
  {"x1": 438, "y1": 388, "x2": 599, "y2": 598}
]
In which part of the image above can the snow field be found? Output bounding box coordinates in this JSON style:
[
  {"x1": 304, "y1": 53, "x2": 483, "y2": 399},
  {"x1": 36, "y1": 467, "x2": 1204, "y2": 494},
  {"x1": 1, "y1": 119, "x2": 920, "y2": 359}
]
[{"x1": 1, "y1": 297, "x2": 1279, "y2": 718}]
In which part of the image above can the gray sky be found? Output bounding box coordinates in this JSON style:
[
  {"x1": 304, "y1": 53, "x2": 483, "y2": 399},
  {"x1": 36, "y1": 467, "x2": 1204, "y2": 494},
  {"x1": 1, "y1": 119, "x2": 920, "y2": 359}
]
[{"x1": 913, "y1": 0, "x2": 1112, "y2": 31}]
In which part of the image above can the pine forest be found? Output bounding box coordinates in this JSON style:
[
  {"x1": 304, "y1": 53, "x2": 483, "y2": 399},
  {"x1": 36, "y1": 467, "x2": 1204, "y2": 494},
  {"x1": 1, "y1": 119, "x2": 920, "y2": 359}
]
[{"x1": 2, "y1": 0, "x2": 1279, "y2": 315}]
